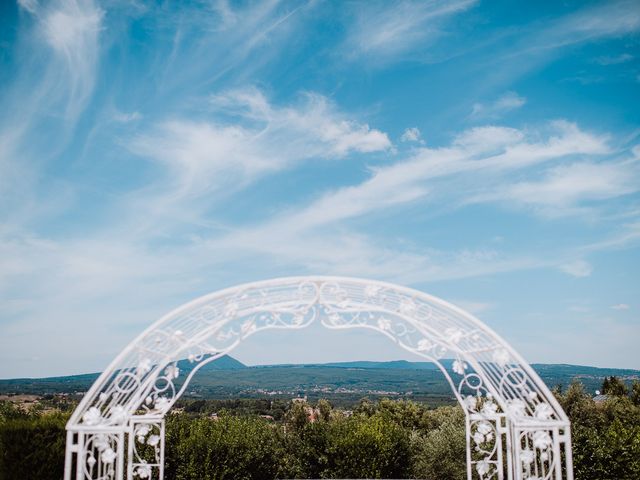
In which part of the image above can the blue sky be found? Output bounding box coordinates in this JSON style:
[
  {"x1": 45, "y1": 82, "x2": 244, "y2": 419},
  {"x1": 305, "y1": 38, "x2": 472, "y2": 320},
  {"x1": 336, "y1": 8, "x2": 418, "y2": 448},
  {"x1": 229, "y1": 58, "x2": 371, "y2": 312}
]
[{"x1": 0, "y1": 0, "x2": 639, "y2": 378}]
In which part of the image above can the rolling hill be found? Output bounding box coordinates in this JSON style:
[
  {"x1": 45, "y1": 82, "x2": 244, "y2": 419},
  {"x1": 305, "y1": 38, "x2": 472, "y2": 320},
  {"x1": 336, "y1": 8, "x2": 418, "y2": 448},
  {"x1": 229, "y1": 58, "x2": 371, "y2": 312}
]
[{"x1": 1, "y1": 357, "x2": 638, "y2": 403}]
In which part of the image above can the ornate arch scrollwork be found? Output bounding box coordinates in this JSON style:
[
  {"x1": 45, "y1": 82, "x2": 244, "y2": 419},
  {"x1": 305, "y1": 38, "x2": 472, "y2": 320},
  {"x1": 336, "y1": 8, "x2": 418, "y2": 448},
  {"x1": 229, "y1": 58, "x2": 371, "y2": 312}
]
[{"x1": 64, "y1": 276, "x2": 573, "y2": 480}]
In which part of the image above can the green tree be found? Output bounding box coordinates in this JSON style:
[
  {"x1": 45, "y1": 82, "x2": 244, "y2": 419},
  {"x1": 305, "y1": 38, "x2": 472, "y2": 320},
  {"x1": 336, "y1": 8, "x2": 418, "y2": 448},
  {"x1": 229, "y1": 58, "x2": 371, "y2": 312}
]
[
  {"x1": 602, "y1": 376, "x2": 628, "y2": 396},
  {"x1": 324, "y1": 414, "x2": 411, "y2": 478},
  {"x1": 410, "y1": 406, "x2": 466, "y2": 480},
  {"x1": 558, "y1": 381, "x2": 640, "y2": 480},
  {"x1": 0, "y1": 412, "x2": 67, "y2": 480},
  {"x1": 284, "y1": 400, "x2": 309, "y2": 432},
  {"x1": 316, "y1": 399, "x2": 332, "y2": 422},
  {"x1": 165, "y1": 415, "x2": 283, "y2": 480},
  {"x1": 631, "y1": 381, "x2": 640, "y2": 407}
]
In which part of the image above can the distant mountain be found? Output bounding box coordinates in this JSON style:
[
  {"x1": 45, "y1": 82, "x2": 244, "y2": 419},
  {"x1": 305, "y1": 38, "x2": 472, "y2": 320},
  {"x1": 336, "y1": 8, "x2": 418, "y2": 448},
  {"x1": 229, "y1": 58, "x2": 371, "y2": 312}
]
[
  {"x1": 256, "y1": 360, "x2": 457, "y2": 370},
  {"x1": 1, "y1": 358, "x2": 637, "y2": 399},
  {"x1": 0, "y1": 355, "x2": 246, "y2": 394},
  {"x1": 309, "y1": 360, "x2": 440, "y2": 370},
  {"x1": 531, "y1": 363, "x2": 640, "y2": 378},
  {"x1": 178, "y1": 354, "x2": 247, "y2": 372}
]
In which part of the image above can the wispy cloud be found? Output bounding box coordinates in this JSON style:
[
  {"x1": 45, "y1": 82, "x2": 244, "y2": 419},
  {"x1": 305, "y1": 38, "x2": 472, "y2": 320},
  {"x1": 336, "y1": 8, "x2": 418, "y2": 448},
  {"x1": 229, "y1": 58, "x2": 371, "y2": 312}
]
[
  {"x1": 17, "y1": 0, "x2": 105, "y2": 120},
  {"x1": 611, "y1": 303, "x2": 630, "y2": 310},
  {"x1": 470, "y1": 91, "x2": 526, "y2": 120},
  {"x1": 474, "y1": 0, "x2": 640, "y2": 91},
  {"x1": 201, "y1": 120, "x2": 621, "y2": 282},
  {"x1": 1, "y1": 0, "x2": 639, "y2": 376},
  {"x1": 129, "y1": 89, "x2": 391, "y2": 199},
  {"x1": 401, "y1": 127, "x2": 423, "y2": 143},
  {"x1": 548, "y1": 0, "x2": 640, "y2": 46},
  {"x1": 559, "y1": 260, "x2": 593, "y2": 278},
  {"x1": 42, "y1": 1, "x2": 103, "y2": 111},
  {"x1": 17, "y1": 0, "x2": 38, "y2": 15},
  {"x1": 594, "y1": 53, "x2": 634, "y2": 65},
  {"x1": 342, "y1": 0, "x2": 477, "y2": 62},
  {"x1": 470, "y1": 159, "x2": 640, "y2": 217}
]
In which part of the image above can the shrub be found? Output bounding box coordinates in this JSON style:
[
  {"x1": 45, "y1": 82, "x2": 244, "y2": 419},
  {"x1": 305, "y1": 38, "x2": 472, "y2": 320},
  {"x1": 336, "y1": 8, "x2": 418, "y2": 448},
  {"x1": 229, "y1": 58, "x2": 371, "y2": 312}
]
[
  {"x1": 165, "y1": 414, "x2": 283, "y2": 480},
  {"x1": 0, "y1": 413, "x2": 67, "y2": 480},
  {"x1": 410, "y1": 406, "x2": 466, "y2": 480}
]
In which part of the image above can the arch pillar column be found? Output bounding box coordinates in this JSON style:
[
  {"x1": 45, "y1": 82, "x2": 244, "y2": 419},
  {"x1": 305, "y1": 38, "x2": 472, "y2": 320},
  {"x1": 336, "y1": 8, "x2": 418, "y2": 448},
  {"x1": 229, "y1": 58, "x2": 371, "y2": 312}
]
[{"x1": 126, "y1": 416, "x2": 165, "y2": 480}]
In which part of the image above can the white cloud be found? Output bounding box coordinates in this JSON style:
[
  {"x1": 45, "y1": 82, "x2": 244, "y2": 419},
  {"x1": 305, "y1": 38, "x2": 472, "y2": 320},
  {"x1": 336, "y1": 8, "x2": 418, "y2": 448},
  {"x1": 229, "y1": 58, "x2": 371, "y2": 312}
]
[
  {"x1": 113, "y1": 111, "x2": 142, "y2": 123},
  {"x1": 453, "y1": 300, "x2": 494, "y2": 315},
  {"x1": 594, "y1": 53, "x2": 634, "y2": 65},
  {"x1": 343, "y1": 0, "x2": 477, "y2": 61},
  {"x1": 202, "y1": 120, "x2": 618, "y2": 282},
  {"x1": 401, "y1": 127, "x2": 423, "y2": 143},
  {"x1": 237, "y1": 121, "x2": 609, "y2": 233},
  {"x1": 568, "y1": 305, "x2": 590, "y2": 313},
  {"x1": 130, "y1": 89, "x2": 391, "y2": 198},
  {"x1": 472, "y1": 160, "x2": 640, "y2": 216},
  {"x1": 470, "y1": 91, "x2": 526, "y2": 119},
  {"x1": 515, "y1": 0, "x2": 640, "y2": 58},
  {"x1": 483, "y1": 1, "x2": 640, "y2": 90},
  {"x1": 18, "y1": 0, "x2": 39, "y2": 15},
  {"x1": 453, "y1": 125, "x2": 524, "y2": 150},
  {"x1": 611, "y1": 303, "x2": 630, "y2": 310},
  {"x1": 41, "y1": 0, "x2": 104, "y2": 117},
  {"x1": 559, "y1": 260, "x2": 592, "y2": 278},
  {"x1": 553, "y1": 0, "x2": 640, "y2": 43},
  {"x1": 301, "y1": 121, "x2": 609, "y2": 227}
]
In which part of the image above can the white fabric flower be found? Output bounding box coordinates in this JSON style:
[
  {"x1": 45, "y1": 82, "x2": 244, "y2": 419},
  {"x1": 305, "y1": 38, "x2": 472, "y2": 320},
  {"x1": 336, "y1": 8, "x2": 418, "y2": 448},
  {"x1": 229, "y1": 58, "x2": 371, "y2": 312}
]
[
  {"x1": 377, "y1": 318, "x2": 392, "y2": 331},
  {"x1": 398, "y1": 298, "x2": 417, "y2": 315},
  {"x1": 136, "y1": 424, "x2": 151, "y2": 442},
  {"x1": 532, "y1": 431, "x2": 552, "y2": 450},
  {"x1": 445, "y1": 328, "x2": 463, "y2": 344},
  {"x1": 464, "y1": 395, "x2": 478, "y2": 411},
  {"x1": 154, "y1": 397, "x2": 171, "y2": 412},
  {"x1": 364, "y1": 285, "x2": 381, "y2": 298},
  {"x1": 93, "y1": 434, "x2": 109, "y2": 452},
  {"x1": 520, "y1": 448, "x2": 535, "y2": 465},
  {"x1": 481, "y1": 400, "x2": 498, "y2": 416},
  {"x1": 476, "y1": 459, "x2": 491, "y2": 476},
  {"x1": 164, "y1": 365, "x2": 180, "y2": 379},
  {"x1": 473, "y1": 421, "x2": 494, "y2": 444},
  {"x1": 507, "y1": 399, "x2": 527, "y2": 417},
  {"x1": 82, "y1": 407, "x2": 102, "y2": 426},
  {"x1": 492, "y1": 349, "x2": 510, "y2": 366},
  {"x1": 136, "y1": 358, "x2": 152, "y2": 376},
  {"x1": 534, "y1": 403, "x2": 553, "y2": 420},
  {"x1": 135, "y1": 462, "x2": 152, "y2": 478},
  {"x1": 101, "y1": 448, "x2": 116, "y2": 464},
  {"x1": 453, "y1": 360, "x2": 467, "y2": 375},
  {"x1": 110, "y1": 406, "x2": 127, "y2": 424}
]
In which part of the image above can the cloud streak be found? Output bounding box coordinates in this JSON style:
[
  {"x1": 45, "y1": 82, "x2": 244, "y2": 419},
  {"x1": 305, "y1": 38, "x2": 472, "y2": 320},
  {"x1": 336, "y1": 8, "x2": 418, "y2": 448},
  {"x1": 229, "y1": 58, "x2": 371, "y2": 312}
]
[
  {"x1": 470, "y1": 92, "x2": 526, "y2": 120},
  {"x1": 129, "y1": 89, "x2": 391, "y2": 199},
  {"x1": 342, "y1": 0, "x2": 477, "y2": 62}
]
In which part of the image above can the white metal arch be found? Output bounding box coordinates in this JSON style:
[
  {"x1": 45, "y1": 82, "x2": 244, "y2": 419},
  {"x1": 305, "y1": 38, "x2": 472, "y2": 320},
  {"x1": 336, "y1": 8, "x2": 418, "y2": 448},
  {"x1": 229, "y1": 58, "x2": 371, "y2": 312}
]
[{"x1": 64, "y1": 276, "x2": 573, "y2": 480}]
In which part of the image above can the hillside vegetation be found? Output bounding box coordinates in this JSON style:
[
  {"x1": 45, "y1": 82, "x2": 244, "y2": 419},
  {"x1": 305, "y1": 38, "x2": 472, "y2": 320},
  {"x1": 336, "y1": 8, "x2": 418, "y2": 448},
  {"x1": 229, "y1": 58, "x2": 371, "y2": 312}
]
[{"x1": 1, "y1": 379, "x2": 639, "y2": 479}]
